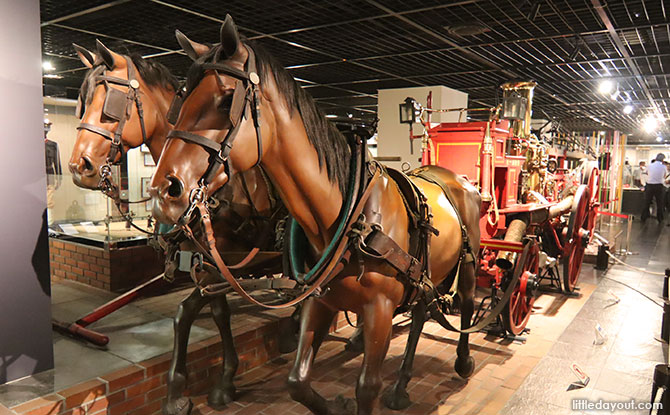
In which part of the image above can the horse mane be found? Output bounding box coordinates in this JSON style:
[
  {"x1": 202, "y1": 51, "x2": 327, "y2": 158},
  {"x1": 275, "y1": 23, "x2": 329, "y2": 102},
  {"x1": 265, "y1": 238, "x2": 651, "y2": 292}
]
[
  {"x1": 129, "y1": 54, "x2": 179, "y2": 92},
  {"x1": 79, "y1": 54, "x2": 178, "y2": 107},
  {"x1": 185, "y1": 40, "x2": 351, "y2": 197}
]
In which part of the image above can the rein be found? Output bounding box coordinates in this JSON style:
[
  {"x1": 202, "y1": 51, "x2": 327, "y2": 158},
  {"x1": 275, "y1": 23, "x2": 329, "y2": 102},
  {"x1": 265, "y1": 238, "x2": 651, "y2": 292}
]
[{"x1": 181, "y1": 140, "x2": 379, "y2": 307}]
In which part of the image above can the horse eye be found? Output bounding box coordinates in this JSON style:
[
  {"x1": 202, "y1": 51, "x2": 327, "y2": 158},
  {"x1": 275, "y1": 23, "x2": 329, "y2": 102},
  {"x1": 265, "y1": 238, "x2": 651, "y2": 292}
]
[{"x1": 218, "y1": 94, "x2": 233, "y2": 112}]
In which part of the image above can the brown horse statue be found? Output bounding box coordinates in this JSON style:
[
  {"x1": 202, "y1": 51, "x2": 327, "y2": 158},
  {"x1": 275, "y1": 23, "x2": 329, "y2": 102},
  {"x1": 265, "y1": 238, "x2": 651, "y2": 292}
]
[
  {"x1": 67, "y1": 41, "x2": 289, "y2": 415},
  {"x1": 149, "y1": 16, "x2": 481, "y2": 415}
]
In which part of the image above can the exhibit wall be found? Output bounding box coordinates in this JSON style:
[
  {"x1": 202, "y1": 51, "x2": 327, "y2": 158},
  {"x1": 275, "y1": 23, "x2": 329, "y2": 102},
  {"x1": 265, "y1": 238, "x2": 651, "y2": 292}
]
[
  {"x1": 0, "y1": 0, "x2": 54, "y2": 384},
  {"x1": 377, "y1": 85, "x2": 468, "y2": 171}
]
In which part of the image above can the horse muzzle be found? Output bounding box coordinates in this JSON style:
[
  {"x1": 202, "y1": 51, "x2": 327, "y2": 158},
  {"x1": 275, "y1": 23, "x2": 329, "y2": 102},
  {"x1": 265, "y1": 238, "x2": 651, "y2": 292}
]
[
  {"x1": 68, "y1": 155, "x2": 100, "y2": 189},
  {"x1": 149, "y1": 174, "x2": 189, "y2": 225}
]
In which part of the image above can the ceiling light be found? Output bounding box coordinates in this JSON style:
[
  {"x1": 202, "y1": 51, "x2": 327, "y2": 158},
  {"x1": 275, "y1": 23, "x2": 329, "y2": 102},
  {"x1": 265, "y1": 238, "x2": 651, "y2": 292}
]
[
  {"x1": 43, "y1": 74, "x2": 63, "y2": 79},
  {"x1": 656, "y1": 136, "x2": 663, "y2": 142},
  {"x1": 623, "y1": 104, "x2": 633, "y2": 115},
  {"x1": 610, "y1": 89, "x2": 620, "y2": 100},
  {"x1": 325, "y1": 114, "x2": 337, "y2": 118},
  {"x1": 643, "y1": 116, "x2": 658, "y2": 133},
  {"x1": 42, "y1": 61, "x2": 54, "y2": 71},
  {"x1": 598, "y1": 79, "x2": 615, "y2": 95}
]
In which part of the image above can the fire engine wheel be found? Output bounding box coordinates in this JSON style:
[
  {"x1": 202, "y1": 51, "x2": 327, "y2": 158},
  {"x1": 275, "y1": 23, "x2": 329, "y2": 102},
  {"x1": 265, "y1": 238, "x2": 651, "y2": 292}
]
[
  {"x1": 563, "y1": 184, "x2": 590, "y2": 293},
  {"x1": 502, "y1": 241, "x2": 539, "y2": 335},
  {"x1": 582, "y1": 162, "x2": 600, "y2": 239}
]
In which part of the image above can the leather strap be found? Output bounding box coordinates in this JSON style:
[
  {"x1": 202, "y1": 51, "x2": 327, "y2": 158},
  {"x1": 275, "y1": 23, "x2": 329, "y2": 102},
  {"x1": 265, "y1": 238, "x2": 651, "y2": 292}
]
[
  {"x1": 184, "y1": 167, "x2": 381, "y2": 309},
  {"x1": 77, "y1": 123, "x2": 115, "y2": 141},
  {"x1": 425, "y1": 238, "x2": 531, "y2": 334}
]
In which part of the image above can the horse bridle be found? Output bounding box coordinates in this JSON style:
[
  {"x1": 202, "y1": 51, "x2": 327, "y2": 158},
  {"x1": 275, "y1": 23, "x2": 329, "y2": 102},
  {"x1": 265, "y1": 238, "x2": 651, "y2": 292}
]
[
  {"x1": 76, "y1": 56, "x2": 149, "y2": 197},
  {"x1": 166, "y1": 44, "x2": 263, "y2": 224}
]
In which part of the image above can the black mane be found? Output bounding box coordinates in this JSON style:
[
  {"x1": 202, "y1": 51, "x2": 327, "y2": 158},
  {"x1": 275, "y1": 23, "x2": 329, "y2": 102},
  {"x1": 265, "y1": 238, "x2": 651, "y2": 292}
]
[
  {"x1": 184, "y1": 40, "x2": 351, "y2": 197},
  {"x1": 79, "y1": 54, "x2": 178, "y2": 110},
  {"x1": 129, "y1": 54, "x2": 179, "y2": 91}
]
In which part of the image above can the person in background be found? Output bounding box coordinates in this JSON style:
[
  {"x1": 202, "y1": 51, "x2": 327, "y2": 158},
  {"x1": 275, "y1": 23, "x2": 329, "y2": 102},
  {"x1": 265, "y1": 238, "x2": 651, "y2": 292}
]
[
  {"x1": 623, "y1": 160, "x2": 633, "y2": 186},
  {"x1": 641, "y1": 153, "x2": 666, "y2": 224},
  {"x1": 633, "y1": 160, "x2": 646, "y2": 187},
  {"x1": 664, "y1": 160, "x2": 670, "y2": 220}
]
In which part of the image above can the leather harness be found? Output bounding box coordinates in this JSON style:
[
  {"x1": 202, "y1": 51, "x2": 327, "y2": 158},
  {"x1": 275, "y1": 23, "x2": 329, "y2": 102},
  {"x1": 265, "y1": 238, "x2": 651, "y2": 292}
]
[{"x1": 169, "y1": 42, "x2": 522, "y2": 335}]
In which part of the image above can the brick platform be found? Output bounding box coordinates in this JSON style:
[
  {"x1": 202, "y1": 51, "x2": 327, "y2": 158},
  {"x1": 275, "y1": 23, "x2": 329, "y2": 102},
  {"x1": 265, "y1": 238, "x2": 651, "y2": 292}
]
[
  {"x1": 0, "y1": 311, "x2": 352, "y2": 415},
  {"x1": 49, "y1": 239, "x2": 163, "y2": 292}
]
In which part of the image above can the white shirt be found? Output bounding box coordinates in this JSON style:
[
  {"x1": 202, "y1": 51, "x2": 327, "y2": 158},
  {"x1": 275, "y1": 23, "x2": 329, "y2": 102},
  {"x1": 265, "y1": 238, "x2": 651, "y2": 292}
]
[{"x1": 647, "y1": 161, "x2": 666, "y2": 184}]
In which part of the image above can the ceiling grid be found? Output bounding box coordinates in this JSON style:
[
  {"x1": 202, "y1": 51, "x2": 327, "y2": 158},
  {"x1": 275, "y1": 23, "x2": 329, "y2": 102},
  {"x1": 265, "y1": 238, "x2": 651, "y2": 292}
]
[{"x1": 40, "y1": 0, "x2": 670, "y2": 140}]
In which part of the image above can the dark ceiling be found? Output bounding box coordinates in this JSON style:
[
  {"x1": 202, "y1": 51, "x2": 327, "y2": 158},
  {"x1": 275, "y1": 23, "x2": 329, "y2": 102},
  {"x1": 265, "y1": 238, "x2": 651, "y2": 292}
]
[{"x1": 41, "y1": 0, "x2": 670, "y2": 142}]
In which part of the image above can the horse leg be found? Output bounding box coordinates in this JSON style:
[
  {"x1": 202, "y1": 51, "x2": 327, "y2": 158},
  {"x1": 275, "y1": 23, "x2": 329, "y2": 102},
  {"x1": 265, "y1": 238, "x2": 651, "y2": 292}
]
[
  {"x1": 287, "y1": 298, "x2": 337, "y2": 414},
  {"x1": 207, "y1": 294, "x2": 239, "y2": 408},
  {"x1": 355, "y1": 297, "x2": 394, "y2": 415},
  {"x1": 381, "y1": 300, "x2": 426, "y2": 410},
  {"x1": 454, "y1": 262, "x2": 476, "y2": 378},
  {"x1": 344, "y1": 313, "x2": 364, "y2": 353},
  {"x1": 278, "y1": 305, "x2": 301, "y2": 353},
  {"x1": 164, "y1": 288, "x2": 208, "y2": 415}
]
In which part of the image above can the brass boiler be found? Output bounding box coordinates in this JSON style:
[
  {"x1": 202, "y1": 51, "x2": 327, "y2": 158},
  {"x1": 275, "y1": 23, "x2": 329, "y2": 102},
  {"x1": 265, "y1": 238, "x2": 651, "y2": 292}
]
[
  {"x1": 501, "y1": 80, "x2": 536, "y2": 139},
  {"x1": 497, "y1": 81, "x2": 542, "y2": 271},
  {"x1": 522, "y1": 139, "x2": 548, "y2": 201}
]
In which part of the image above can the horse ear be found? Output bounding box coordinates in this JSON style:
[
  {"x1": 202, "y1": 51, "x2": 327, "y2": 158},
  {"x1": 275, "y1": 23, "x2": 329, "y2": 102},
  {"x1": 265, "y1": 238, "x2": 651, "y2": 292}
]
[
  {"x1": 95, "y1": 39, "x2": 124, "y2": 70},
  {"x1": 220, "y1": 14, "x2": 240, "y2": 58},
  {"x1": 175, "y1": 30, "x2": 209, "y2": 61},
  {"x1": 73, "y1": 43, "x2": 96, "y2": 68}
]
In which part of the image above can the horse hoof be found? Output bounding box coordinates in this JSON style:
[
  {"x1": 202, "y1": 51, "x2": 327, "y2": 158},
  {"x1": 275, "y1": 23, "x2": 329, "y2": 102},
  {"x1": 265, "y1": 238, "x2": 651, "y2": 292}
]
[
  {"x1": 163, "y1": 397, "x2": 193, "y2": 415},
  {"x1": 326, "y1": 394, "x2": 356, "y2": 415},
  {"x1": 381, "y1": 385, "x2": 411, "y2": 410},
  {"x1": 455, "y1": 356, "x2": 475, "y2": 378},
  {"x1": 207, "y1": 386, "x2": 236, "y2": 408}
]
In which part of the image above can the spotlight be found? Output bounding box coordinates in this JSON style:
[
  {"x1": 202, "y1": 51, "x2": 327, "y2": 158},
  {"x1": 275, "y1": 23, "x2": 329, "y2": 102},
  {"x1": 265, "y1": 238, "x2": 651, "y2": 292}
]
[
  {"x1": 642, "y1": 116, "x2": 658, "y2": 133},
  {"x1": 598, "y1": 79, "x2": 614, "y2": 95},
  {"x1": 623, "y1": 104, "x2": 633, "y2": 115},
  {"x1": 610, "y1": 89, "x2": 620, "y2": 100},
  {"x1": 656, "y1": 136, "x2": 663, "y2": 142},
  {"x1": 42, "y1": 61, "x2": 54, "y2": 71}
]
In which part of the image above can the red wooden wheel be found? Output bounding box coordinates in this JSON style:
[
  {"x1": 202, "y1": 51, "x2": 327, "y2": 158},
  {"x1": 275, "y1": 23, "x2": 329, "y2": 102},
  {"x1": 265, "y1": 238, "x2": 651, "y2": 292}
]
[
  {"x1": 563, "y1": 185, "x2": 590, "y2": 293},
  {"x1": 582, "y1": 162, "x2": 600, "y2": 240},
  {"x1": 502, "y1": 241, "x2": 539, "y2": 335}
]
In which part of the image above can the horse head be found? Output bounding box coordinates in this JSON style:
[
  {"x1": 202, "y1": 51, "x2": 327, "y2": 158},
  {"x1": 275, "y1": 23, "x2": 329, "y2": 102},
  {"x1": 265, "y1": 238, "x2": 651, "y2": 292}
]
[
  {"x1": 68, "y1": 40, "x2": 177, "y2": 191},
  {"x1": 149, "y1": 15, "x2": 281, "y2": 225}
]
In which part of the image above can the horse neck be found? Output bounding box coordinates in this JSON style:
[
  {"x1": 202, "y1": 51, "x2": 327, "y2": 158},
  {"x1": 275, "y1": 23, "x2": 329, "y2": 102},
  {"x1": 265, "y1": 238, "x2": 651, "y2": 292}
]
[
  {"x1": 261, "y1": 118, "x2": 344, "y2": 252},
  {"x1": 143, "y1": 85, "x2": 175, "y2": 163}
]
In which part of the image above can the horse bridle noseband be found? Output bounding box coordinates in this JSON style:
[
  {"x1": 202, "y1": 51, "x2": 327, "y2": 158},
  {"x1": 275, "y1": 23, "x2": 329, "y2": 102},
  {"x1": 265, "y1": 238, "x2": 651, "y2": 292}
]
[
  {"x1": 166, "y1": 45, "x2": 263, "y2": 224},
  {"x1": 76, "y1": 56, "x2": 149, "y2": 197}
]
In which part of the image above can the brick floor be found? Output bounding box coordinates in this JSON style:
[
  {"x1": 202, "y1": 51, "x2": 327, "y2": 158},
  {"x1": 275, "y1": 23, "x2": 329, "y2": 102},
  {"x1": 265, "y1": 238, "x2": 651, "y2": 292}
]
[{"x1": 187, "y1": 283, "x2": 596, "y2": 415}]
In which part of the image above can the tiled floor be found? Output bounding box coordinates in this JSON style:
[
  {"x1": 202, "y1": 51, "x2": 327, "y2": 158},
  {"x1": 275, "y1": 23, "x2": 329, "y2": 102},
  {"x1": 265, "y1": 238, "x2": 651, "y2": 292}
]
[{"x1": 0, "y1": 219, "x2": 666, "y2": 414}]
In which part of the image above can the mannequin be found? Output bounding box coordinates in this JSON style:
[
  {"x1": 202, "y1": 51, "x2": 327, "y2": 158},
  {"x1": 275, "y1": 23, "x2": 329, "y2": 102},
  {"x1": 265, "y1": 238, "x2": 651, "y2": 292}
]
[{"x1": 44, "y1": 120, "x2": 62, "y2": 225}]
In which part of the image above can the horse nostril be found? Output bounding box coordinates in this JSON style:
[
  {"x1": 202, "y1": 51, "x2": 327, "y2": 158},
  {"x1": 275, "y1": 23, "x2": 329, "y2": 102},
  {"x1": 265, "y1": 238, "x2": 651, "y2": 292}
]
[
  {"x1": 166, "y1": 175, "x2": 184, "y2": 198},
  {"x1": 81, "y1": 156, "x2": 94, "y2": 173}
]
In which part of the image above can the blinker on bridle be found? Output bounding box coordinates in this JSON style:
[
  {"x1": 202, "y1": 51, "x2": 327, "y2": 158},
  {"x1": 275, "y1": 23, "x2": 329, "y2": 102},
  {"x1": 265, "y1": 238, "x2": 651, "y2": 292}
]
[
  {"x1": 166, "y1": 44, "x2": 263, "y2": 220},
  {"x1": 76, "y1": 56, "x2": 149, "y2": 195}
]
